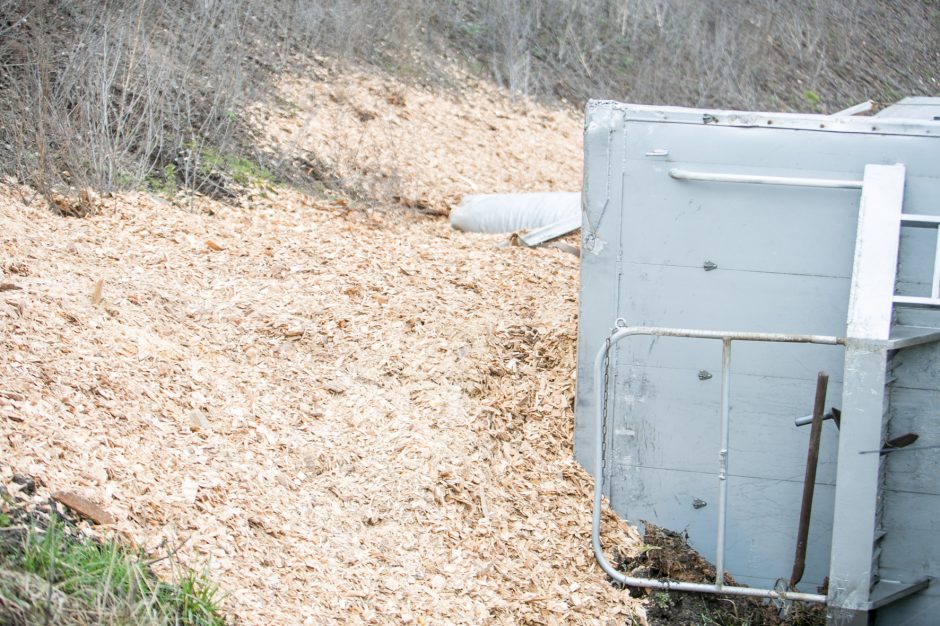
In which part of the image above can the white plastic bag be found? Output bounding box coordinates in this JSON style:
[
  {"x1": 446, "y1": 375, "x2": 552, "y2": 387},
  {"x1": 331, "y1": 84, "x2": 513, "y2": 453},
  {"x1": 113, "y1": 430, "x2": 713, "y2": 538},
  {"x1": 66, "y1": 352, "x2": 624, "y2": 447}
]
[{"x1": 450, "y1": 192, "x2": 581, "y2": 233}]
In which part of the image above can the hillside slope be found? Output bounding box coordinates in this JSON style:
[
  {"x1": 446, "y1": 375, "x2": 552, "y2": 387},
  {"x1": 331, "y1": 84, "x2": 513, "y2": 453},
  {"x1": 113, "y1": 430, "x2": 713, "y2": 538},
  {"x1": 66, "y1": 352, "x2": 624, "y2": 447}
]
[
  {"x1": 259, "y1": 64, "x2": 582, "y2": 212},
  {"x1": 4, "y1": 0, "x2": 936, "y2": 197},
  {"x1": 0, "y1": 72, "x2": 640, "y2": 624}
]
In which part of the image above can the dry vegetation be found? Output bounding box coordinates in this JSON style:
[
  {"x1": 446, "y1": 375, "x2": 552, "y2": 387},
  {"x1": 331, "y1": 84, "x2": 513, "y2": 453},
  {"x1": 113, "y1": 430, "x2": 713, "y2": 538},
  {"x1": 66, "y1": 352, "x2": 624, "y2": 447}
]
[
  {"x1": 1, "y1": 0, "x2": 938, "y2": 199},
  {"x1": 466, "y1": 0, "x2": 940, "y2": 109}
]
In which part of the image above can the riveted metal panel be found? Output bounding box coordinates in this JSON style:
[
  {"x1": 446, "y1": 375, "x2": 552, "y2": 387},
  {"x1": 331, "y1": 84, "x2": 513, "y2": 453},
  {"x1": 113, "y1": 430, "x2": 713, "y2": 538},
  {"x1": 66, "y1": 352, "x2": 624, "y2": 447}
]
[{"x1": 575, "y1": 100, "x2": 940, "y2": 613}]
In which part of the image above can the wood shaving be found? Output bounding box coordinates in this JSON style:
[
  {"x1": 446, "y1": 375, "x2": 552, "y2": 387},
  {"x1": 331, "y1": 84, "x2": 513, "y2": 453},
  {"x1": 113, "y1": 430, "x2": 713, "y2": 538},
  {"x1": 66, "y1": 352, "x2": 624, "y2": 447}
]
[
  {"x1": 0, "y1": 71, "x2": 641, "y2": 625},
  {"x1": 257, "y1": 64, "x2": 583, "y2": 212}
]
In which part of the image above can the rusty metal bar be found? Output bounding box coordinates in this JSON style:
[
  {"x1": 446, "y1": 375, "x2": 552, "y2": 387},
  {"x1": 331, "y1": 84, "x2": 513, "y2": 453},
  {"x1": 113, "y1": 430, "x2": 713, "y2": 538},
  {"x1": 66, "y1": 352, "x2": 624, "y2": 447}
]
[{"x1": 790, "y1": 372, "x2": 829, "y2": 588}]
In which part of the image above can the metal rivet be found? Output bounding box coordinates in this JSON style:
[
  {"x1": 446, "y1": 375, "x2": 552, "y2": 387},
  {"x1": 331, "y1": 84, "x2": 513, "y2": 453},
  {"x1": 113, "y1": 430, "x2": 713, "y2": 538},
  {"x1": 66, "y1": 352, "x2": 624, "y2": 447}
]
[
  {"x1": 703, "y1": 261, "x2": 718, "y2": 271},
  {"x1": 698, "y1": 370, "x2": 713, "y2": 381}
]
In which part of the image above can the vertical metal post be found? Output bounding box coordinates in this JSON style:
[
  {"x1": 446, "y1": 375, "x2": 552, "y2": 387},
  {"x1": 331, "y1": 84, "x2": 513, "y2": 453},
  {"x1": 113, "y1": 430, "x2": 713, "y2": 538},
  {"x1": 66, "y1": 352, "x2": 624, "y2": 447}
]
[
  {"x1": 830, "y1": 164, "x2": 905, "y2": 616},
  {"x1": 790, "y1": 372, "x2": 829, "y2": 588},
  {"x1": 715, "y1": 338, "x2": 732, "y2": 588},
  {"x1": 931, "y1": 228, "x2": 940, "y2": 299}
]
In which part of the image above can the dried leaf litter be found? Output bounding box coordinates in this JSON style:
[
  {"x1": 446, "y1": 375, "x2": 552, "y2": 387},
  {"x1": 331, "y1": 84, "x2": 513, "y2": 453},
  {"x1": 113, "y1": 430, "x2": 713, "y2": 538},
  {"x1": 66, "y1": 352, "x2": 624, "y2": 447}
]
[{"x1": 0, "y1": 68, "x2": 643, "y2": 626}]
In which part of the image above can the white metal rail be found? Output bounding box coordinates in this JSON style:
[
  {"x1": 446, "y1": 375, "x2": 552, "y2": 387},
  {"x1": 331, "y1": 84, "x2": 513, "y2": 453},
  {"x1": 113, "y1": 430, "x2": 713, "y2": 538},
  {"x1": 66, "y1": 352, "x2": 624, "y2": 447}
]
[
  {"x1": 668, "y1": 168, "x2": 863, "y2": 189},
  {"x1": 669, "y1": 167, "x2": 940, "y2": 309},
  {"x1": 591, "y1": 325, "x2": 845, "y2": 604}
]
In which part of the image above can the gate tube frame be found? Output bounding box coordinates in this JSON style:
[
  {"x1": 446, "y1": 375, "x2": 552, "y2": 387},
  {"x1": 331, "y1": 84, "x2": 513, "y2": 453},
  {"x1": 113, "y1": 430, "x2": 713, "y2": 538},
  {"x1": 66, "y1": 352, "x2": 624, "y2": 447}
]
[{"x1": 591, "y1": 325, "x2": 844, "y2": 603}]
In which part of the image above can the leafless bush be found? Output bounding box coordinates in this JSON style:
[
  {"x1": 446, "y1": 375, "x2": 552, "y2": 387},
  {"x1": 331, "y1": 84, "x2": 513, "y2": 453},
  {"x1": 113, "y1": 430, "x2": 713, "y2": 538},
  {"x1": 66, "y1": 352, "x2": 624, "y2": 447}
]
[
  {"x1": 0, "y1": 1, "x2": 251, "y2": 196},
  {"x1": 0, "y1": 0, "x2": 447, "y2": 196},
  {"x1": 0, "y1": 0, "x2": 937, "y2": 200},
  {"x1": 443, "y1": 0, "x2": 939, "y2": 110}
]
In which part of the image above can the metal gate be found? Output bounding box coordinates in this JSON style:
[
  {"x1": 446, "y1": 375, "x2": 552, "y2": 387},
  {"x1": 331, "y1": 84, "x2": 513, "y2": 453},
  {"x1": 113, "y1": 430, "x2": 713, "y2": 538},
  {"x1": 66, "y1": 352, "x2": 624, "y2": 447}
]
[{"x1": 576, "y1": 99, "x2": 940, "y2": 623}]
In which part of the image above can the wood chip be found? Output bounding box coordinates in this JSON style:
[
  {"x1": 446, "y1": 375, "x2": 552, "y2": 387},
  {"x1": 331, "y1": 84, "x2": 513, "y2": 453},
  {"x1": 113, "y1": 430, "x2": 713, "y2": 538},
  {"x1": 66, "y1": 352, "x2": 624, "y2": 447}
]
[
  {"x1": 91, "y1": 279, "x2": 104, "y2": 305},
  {"x1": 323, "y1": 379, "x2": 348, "y2": 394},
  {"x1": 0, "y1": 64, "x2": 642, "y2": 626},
  {"x1": 188, "y1": 409, "x2": 210, "y2": 431},
  {"x1": 52, "y1": 491, "x2": 116, "y2": 525},
  {"x1": 257, "y1": 66, "x2": 581, "y2": 213}
]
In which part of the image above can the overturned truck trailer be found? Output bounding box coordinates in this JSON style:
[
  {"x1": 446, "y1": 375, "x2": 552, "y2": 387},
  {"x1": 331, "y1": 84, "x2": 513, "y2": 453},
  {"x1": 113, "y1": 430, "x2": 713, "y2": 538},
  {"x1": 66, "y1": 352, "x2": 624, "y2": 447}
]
[{"x1": 574, "y1": 98, "x2": 940, "y2": 624}]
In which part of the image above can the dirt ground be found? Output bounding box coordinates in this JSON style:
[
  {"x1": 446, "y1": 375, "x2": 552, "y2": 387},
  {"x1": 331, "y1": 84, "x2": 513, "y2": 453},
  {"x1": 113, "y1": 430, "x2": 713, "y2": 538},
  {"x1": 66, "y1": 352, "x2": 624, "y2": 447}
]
[
  {"x1": 620, "y1": 525, "x2": 826, "y2": 626},
  {"x1": 0, "y1": 64, "x2": 655, "y2": 624}
]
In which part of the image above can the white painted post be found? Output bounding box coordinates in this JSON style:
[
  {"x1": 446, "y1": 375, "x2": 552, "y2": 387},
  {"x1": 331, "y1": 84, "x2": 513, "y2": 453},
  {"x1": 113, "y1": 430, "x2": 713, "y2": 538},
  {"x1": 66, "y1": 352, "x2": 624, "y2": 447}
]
[{"x1": 828, "y1": 164, "x2": 906, "y2": 622}]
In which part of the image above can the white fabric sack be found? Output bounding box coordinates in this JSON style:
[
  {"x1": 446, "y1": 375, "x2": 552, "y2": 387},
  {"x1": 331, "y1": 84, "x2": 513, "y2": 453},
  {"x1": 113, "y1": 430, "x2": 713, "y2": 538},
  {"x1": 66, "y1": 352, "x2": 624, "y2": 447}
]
[{"x1": 450, "y1": 192, "x2": 581, "y2": 233}]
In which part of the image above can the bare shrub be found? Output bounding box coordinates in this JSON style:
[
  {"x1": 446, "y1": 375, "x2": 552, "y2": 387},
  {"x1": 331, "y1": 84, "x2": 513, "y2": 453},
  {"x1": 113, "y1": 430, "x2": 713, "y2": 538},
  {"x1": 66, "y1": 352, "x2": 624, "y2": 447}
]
[
  {"x1": 0, "y1": 0, "x2": 937, "y2": 201},
  {"x1": 1, "y1": 2, "x2": 245, "y2": 194},
  {"x1": 441, "y1": 0, "x2": 939, "y2": 110}
]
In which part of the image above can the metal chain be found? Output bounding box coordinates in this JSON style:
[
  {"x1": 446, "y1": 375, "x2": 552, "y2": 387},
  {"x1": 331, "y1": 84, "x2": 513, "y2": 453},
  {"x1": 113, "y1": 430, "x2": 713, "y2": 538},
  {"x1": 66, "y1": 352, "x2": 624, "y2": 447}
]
[
  {"x1": 582, "y1": 127, "x2": 615, "y2": 245},
  {"x1": 600, "y1": 334, "x2": 612, "y2": 490}
]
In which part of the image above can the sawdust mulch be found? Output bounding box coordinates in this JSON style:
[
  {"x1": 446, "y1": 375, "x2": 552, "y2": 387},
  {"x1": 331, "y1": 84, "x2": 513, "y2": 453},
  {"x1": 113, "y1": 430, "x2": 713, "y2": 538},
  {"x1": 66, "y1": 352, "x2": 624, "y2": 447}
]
[
  {"x1": 257, "y1": 63, "x2": 583, "y2": 213},
  {"x1": 1, "y1": 182, "x2": 641, "y2": 624}
]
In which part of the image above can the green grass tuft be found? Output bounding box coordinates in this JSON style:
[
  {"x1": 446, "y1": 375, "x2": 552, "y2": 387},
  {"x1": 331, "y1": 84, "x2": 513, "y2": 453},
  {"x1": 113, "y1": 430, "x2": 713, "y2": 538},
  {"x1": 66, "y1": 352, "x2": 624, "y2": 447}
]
[
  {"x1": 199, "y1": 147, "x2": 274, "y2": 188},
  {"x1": 1, "y1": 512, "x2": 227, "y2": 626}
]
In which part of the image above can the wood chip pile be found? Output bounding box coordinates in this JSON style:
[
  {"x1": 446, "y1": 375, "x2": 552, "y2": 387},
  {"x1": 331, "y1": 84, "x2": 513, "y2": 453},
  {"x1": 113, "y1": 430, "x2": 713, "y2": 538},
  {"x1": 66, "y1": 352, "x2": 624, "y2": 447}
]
[
  {"x1": 257, "y1": 65, "x2": 583, "y2": 212},
  {"x1": 0, "y1": 188, "x2": 640, "y2": 624},
  {"x1": 1, "y1": 69, "x2": 642, "y2": 625}
]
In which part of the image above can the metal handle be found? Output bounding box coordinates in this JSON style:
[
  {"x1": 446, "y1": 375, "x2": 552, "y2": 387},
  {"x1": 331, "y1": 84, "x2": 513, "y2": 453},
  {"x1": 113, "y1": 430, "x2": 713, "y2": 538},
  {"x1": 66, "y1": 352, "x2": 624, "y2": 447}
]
[{"x1": 669, "y1": 168, "x2": 863, "y2": 189}]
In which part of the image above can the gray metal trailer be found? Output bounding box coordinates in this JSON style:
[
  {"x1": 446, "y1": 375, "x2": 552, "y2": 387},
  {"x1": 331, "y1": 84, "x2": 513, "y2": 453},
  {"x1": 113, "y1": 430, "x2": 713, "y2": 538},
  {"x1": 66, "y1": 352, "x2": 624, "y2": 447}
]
[{"x1": 575, "y1": 98, "x2": 940, "y2": 624}]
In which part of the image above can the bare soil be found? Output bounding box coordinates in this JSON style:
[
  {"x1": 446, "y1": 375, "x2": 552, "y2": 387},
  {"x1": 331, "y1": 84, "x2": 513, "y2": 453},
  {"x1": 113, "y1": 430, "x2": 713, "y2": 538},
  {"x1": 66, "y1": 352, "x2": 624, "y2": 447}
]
[{"x1": 620, "y1": 525, "x2": 826, "y2": 626}]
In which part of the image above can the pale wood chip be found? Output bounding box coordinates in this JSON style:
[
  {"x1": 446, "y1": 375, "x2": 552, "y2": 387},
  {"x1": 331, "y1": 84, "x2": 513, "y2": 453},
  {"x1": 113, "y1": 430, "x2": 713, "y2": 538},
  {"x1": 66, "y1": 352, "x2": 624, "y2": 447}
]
[
  {"x1": 91, "y1": 279, "x2": 105, "y2": 305},
  {"x1": 0, "y1": 63, "x2": 643, "y2": 626}
]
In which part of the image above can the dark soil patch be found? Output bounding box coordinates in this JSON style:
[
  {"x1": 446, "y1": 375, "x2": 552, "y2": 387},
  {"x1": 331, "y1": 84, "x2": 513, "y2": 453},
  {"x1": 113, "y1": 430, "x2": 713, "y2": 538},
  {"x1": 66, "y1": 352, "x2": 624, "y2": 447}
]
[
  {"x1": 0, "y1": 475, "x2": 87, "y2": 549},
  {"x1": 0, "y1": 474, "x2": 227, "y2": 626},
  {"x1": 617, "y1": 524, "x2": 826, "y2": 626}
]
